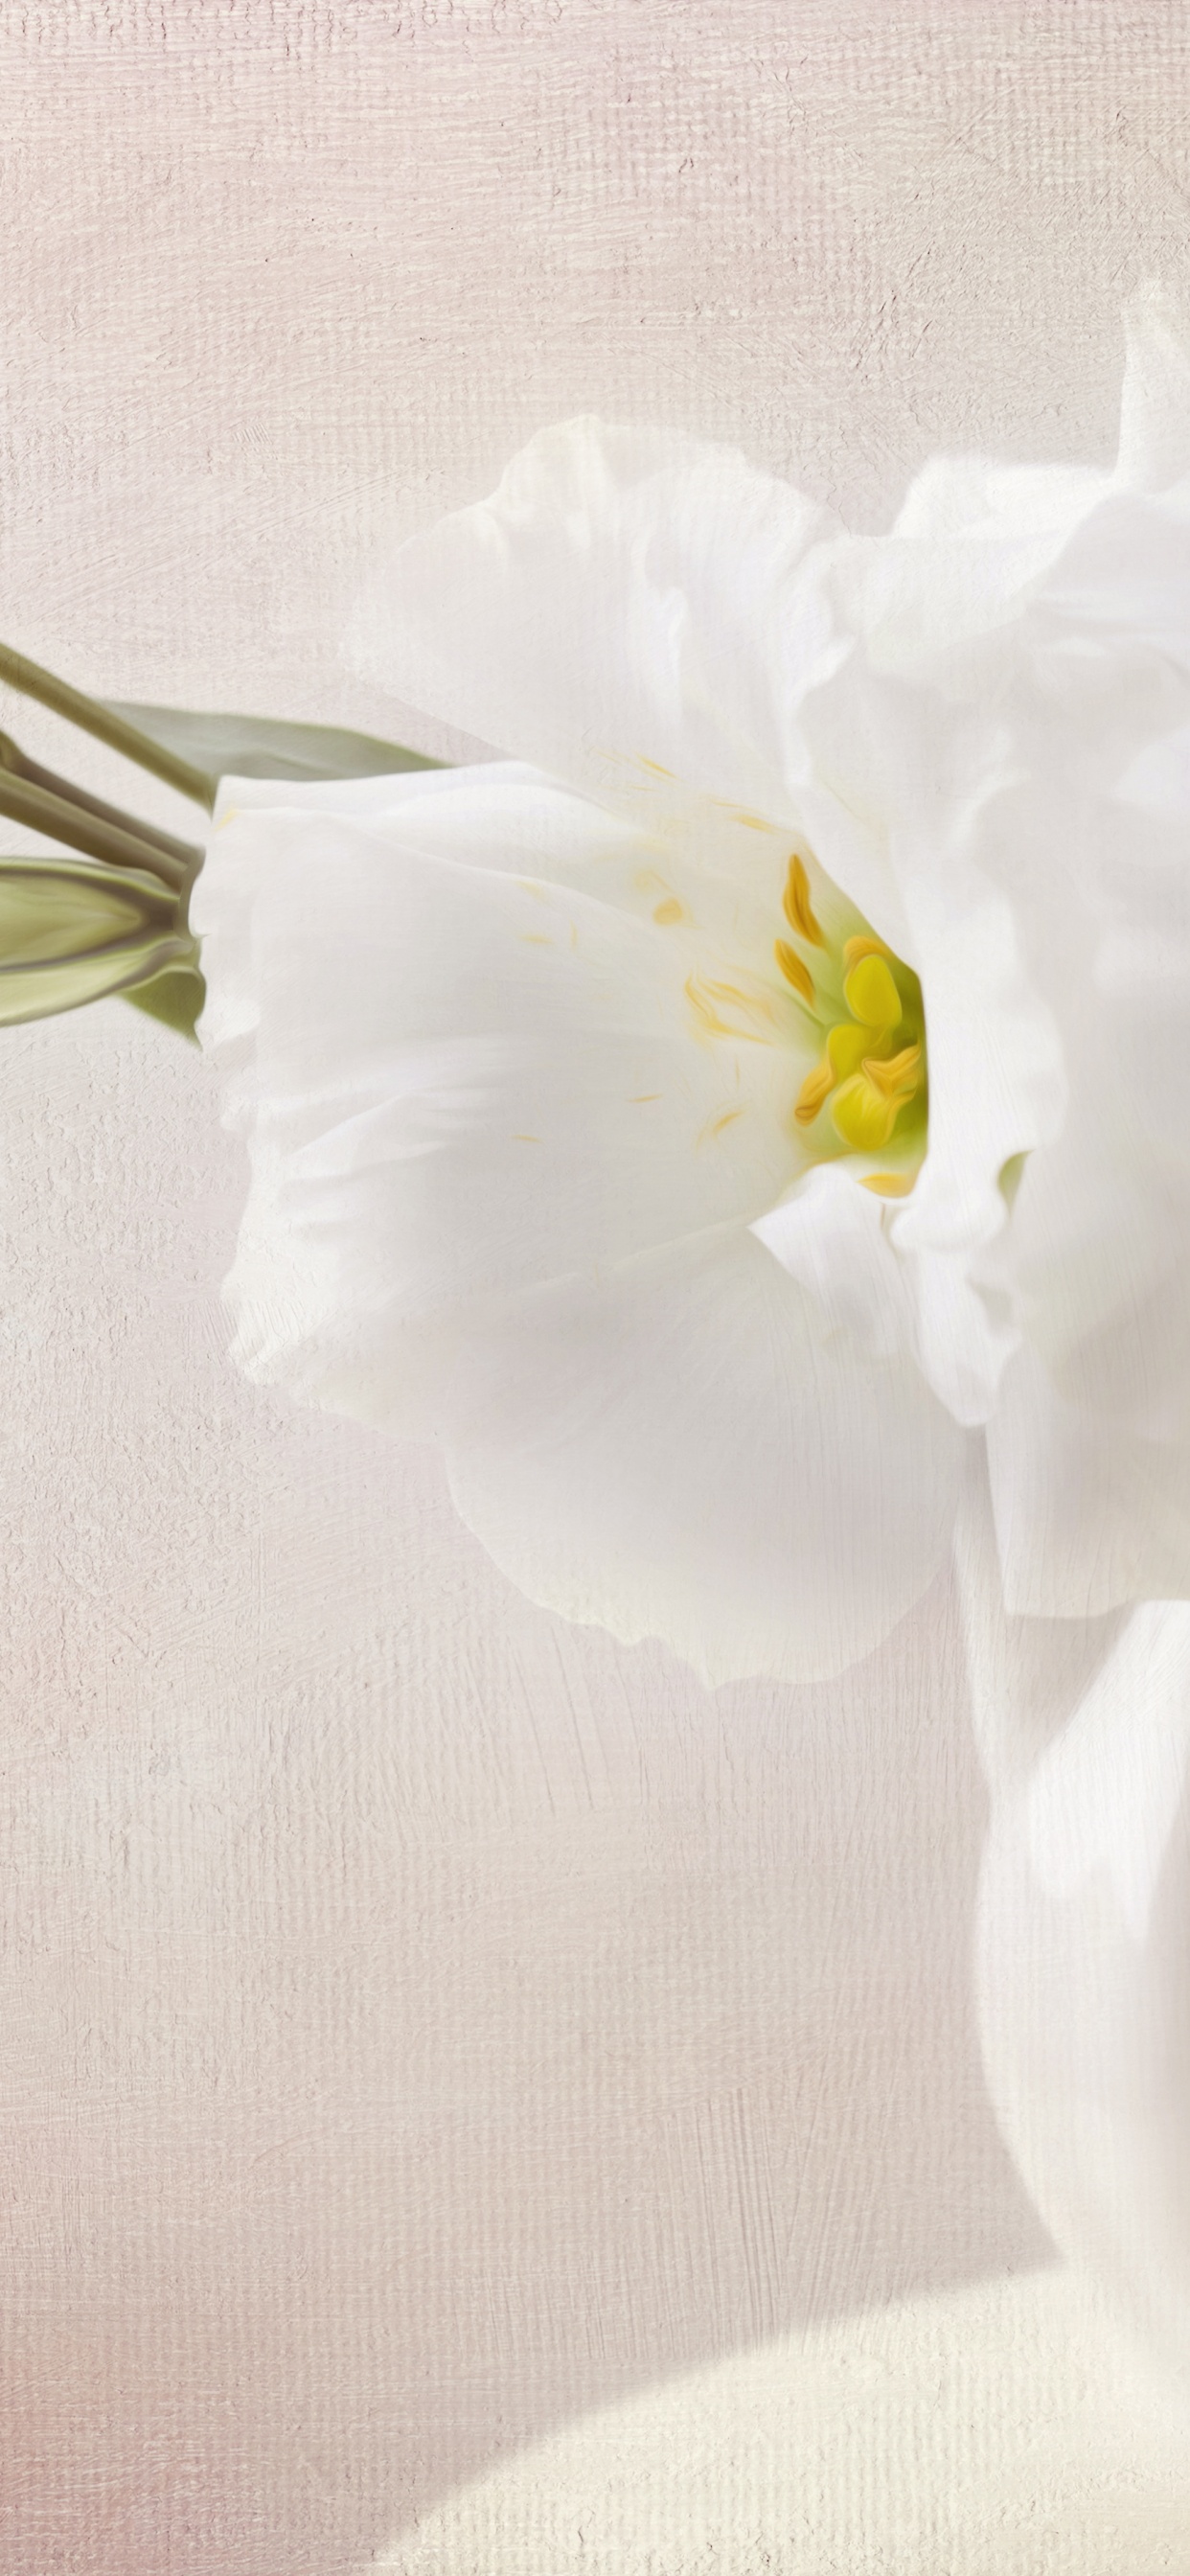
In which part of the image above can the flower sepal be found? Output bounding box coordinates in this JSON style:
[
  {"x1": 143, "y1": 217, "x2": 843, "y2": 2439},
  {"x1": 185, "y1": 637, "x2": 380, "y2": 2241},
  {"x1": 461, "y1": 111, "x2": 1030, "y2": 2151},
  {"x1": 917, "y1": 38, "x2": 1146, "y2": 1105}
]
[
  {"x1": 102, "y1": 700, "x2": 444, "y2": 790},
  {"x1": 0, "y1": 857, "x2": 198, "y2": 1029}
]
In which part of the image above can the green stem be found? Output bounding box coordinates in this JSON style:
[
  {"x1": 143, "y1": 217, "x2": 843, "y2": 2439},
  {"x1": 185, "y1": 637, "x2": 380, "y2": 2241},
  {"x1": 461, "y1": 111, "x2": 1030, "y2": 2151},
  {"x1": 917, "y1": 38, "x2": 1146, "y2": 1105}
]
[
  {"x1": 0, "y1": 734, "x2": 199, "y2": 890},
  {"x1": 0, "y1": 771, "x2": 188, "y2": 896},
  {"x1": 0, "y1": 641, "x2": 216, "y2": 811}
]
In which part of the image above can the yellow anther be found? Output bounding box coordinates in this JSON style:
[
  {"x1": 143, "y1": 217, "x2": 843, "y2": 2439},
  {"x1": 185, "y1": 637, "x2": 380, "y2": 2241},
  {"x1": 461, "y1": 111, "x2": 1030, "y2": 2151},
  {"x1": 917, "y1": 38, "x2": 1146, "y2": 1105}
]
[
  {"x1": 772, "y1": 852, "x2": 926, "y2": 1169},
  {"x1": 831, "y1": 1070, "x2": 902, "y2": 1152},
  {"x1": 794, "y1": 1057, "x2": 835, "y2": 1125},
  {"x1": 863, "y1": 1041, "x2": 921, "y2": 1102},
  {"x1": 826, "y1": 1020, "x2": 869, "y2": 1082},
  {"x1": 832, "y1": 1044, "x2": 922, "y2": 1152},
  {"x1": 782, "y1": 854, "x2": 824, "y2": 947},
  {"x1": 860, "y1": 1169, "x2": 917, "y2": 1198},
  {"x1": 774, "y1": 937, "x2": 814, "y2": 1003},
  {"x1": 842, "y1": 951, "x2": 902, "y2": 1032}
]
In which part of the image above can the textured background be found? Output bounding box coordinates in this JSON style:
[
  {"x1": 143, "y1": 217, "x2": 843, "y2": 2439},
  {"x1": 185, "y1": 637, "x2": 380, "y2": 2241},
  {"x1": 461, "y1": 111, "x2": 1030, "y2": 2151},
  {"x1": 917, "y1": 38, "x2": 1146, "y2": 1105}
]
[{"x1": 2, "y1": 4, "x2": 1190, "y2": 2569}]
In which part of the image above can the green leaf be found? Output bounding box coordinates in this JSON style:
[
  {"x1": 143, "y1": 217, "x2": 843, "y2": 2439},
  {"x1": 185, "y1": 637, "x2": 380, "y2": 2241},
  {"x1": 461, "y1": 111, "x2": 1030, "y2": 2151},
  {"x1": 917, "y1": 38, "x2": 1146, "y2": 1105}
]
[
  {"x1": 0, "y1": 859, "x2": 189, "y2": 1027},
  {"x1": 122, "y1": 960, "x2": 206, "y2": 1043},
  {"x1": 103, "y1": 702, "x2": 443, "y2": 788}
]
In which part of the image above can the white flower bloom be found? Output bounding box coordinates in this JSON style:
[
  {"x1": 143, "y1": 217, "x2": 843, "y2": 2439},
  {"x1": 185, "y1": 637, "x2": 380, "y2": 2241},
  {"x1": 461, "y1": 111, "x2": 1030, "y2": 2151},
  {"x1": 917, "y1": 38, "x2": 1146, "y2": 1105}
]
[{"x1": 195, "y1": 288, "x2": 1190, "y2": 1690}]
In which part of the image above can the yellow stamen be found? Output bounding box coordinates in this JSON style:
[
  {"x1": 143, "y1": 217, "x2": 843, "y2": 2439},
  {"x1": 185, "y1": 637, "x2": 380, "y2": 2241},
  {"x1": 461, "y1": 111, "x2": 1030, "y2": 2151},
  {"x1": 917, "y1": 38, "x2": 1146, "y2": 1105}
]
[
  {"x1": 863, "y1": 1041, "x2": 921, "y2": 1101},
  {"x1": 826, "y1": 1021, "x2": 869, "y2": 1082},
  {"x1": 772, "y1": 869, "x2": 925, "y2": 1172},
  {"x1": 782, "y1": 854, "x2": 824, "y2": 947},
  {"x1": 831, "y1": 1070, "x2": 902, "y2": 1152},
  {"x1": 773, "y1": 938, "x2": 814, "y2": 1003},
  {"x1": 794, "y1": 1057, "x2": 835, "y2": 1125},
  {"x1": 842, "y1": 951, "x2": 902, "y2": 1032}
]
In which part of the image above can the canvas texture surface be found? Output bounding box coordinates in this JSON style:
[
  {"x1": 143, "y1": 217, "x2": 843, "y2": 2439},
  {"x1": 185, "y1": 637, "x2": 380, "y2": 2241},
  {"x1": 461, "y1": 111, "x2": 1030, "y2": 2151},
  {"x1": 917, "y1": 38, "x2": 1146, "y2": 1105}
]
[{"x1": 1, "y1": 5, "x2": 1188, "y2": 2568}]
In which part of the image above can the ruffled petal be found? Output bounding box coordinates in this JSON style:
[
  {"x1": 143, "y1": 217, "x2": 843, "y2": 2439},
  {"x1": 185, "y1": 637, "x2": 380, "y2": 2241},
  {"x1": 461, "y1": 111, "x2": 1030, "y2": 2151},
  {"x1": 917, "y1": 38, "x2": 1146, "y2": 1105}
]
[
  {"x1": 843, "y1": 288, "x2": 1190, "y2": 678},
  {"x1": 974, "y1": 1595, "x2": 1190, "y2": 2373},
  {"x1": 793, "y1": 298, "x2": 1190, "y2": 1454},
  {"x1": 444, "y1": 1223, "x2": 965, "y2": 1686},
  {"x1": 195, "y1": 771, "x2": 814, "y2": 1435},
  {"x1": 792, "y1": 657, "x2": 1067, "y2": 1420},
  {"x1": 974, "y1": 756, "x2": 1190, "y2": 1587},
  {"x1": 346, "y1": 418, "x2": 845, "y2": 840},
  {"x1": 987, "y1": 1345, "x2": 1190, "y2": 1619}
]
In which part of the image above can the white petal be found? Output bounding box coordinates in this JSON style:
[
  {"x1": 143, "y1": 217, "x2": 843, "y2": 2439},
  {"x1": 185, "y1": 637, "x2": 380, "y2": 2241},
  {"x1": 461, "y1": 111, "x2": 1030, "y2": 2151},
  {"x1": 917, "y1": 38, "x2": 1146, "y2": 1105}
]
[
  {"x1": 195, "y1": 776, "x2": 812, "y2": 1434},
  {"x1": 443, "y1": 1224, "x2": 965, "y2": 1687},
  {"x1": 1021, "y1": 1604, "x2": 1190, "y2": 1942},
  {"x1": 346, "y1": 418, "x2": 844, "y2": 835},
  {"x1": 840, "y1": 292, "x2": 1190, "y2": 678},
  {"x1": 849, "y1": 457, "x2": 1109, "y2": 675},
  {"x1": 751, "y1": 1166, "x2": 913, "y2": 1364},
  {"x1": 756, "y1": 1168, "x2": 1018, "y2": 1429},
  {"x1": 950, "y1": 1454, "x2": 1126, "y2": 1800},
  {"x1": 987, "y1": 1343, "x2": 1190, "y2": 1619},
  {"x1": 974, "y1": 1597, "x2": 1190, "y2": 2372},
  {"x1": 795, "y1": 656, "x2": 1067, "y2": 1405},
  {"x1": 837, "y1": 407, "x2": 1110, "y2": 683},
  {"x1": 802, "y1": 452, "x2": 1190, "y2": 1451},
  {"x1": 207, "y1": 760, "x2": 797, "y2": 974},
  {"x1": 975, "y1": 775, "x2": 1190, "y2": 1571}
]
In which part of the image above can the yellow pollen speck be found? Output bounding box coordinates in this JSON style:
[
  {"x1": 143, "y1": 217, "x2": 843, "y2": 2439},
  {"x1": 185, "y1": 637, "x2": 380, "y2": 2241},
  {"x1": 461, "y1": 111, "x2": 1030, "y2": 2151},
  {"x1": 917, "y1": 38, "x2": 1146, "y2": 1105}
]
[
  {"x1": 521, "y1": 932, "x2": 552, "y2": 945},
  {"x1": 861, "y1": 1170, "x2": 917, "y2": 1197},
  {"x1": 686, "y1": 972, "x2": 775, "y2": 1045},
  {"x1": 630, "y1": 1092, "x2": 662, "y2": 1103},
  {"x1": 652, "y1": 896, "x2": 685, "y2": 926},
  {"x1": 637, "y1": 755, "x2": 675, "y2": 778},
  {"x1": 700, "y1": 1107, "x2": 744, "y2": 1142},
  {"x1": 513, "y1": 1133, "x2": 541, "y2": 1143},
  {"x1": 783, "y1": 855, "x2": 824, "y2": 947},
  {"x1": 773, "y1": 938, "x2": 814, "y2": 1003}
]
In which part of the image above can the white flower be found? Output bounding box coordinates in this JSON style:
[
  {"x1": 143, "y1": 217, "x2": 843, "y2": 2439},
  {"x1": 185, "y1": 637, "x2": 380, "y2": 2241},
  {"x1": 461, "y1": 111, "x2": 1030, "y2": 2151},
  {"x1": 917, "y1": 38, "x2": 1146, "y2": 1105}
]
[{"x1": 194, "y1": 288, "x2": 1190, "y2": 1690}]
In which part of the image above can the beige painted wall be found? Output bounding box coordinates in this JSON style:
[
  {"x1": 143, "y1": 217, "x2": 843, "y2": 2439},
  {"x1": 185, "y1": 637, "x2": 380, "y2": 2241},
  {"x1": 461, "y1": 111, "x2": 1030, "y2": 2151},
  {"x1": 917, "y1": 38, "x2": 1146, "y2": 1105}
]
[{"x1": 1, "y1": 5, "x2": 1188, "y2": 2568}]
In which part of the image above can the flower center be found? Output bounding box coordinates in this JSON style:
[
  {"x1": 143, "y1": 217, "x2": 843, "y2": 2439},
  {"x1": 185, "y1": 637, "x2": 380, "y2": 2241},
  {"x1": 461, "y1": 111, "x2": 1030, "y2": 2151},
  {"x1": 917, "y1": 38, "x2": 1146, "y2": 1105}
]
[{"x1": 774, "y1": 856, "x2": 927, "y2": 1192}]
